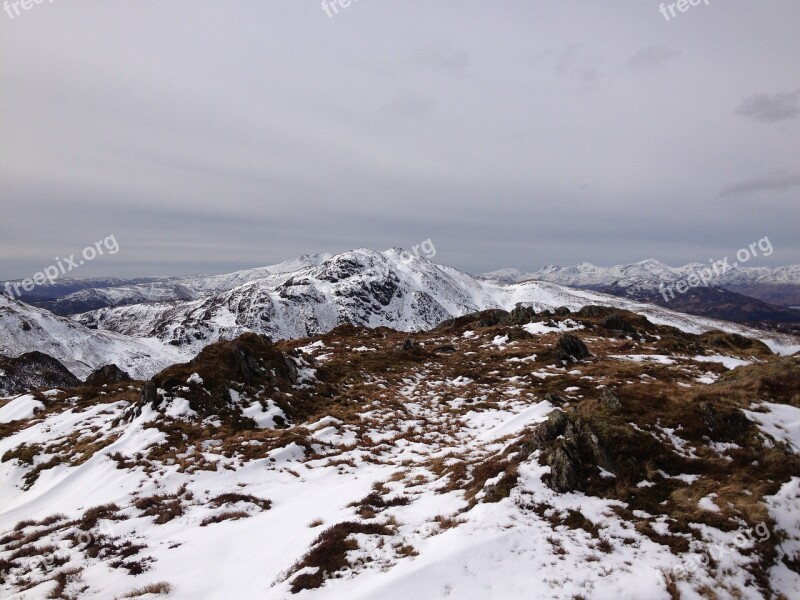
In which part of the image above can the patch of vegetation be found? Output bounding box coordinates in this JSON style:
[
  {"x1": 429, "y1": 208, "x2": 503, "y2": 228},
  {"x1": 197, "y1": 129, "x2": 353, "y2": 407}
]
[{"x1": 287, "y1": 522, "x2": 392, "y2": 592}]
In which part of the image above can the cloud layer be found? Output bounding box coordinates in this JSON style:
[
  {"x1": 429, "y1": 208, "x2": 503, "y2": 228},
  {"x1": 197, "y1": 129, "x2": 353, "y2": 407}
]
[{"x1": 1, "y1": 1, "x2": 798, "y2": 278}]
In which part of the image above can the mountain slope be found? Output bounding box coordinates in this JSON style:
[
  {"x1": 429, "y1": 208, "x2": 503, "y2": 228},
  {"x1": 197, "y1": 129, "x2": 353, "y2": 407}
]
[
  {"x1": 0, "y1": 296, "x2": 188, "y2": 379},
  {"x1": 19, "y1": 255, "x2": 333, "y2": 316}
]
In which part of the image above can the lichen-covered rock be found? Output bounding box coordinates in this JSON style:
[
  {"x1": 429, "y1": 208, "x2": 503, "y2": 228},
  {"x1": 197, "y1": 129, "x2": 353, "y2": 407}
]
[
  {"x1": 598, "y1": 388, "x2": 623, "y2": 411},
  {"x1": 519, "y1": 410, "x2": 616, "y2": 493}
]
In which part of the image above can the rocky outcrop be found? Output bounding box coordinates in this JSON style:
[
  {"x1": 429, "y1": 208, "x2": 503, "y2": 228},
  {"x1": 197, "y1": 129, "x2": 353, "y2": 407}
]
[
  {"x1": 519, "y1": 410, "x2": 616, "y2": 493},
  {"x1": 557, "y1": 333, "x2": 592, "y2": 361},
  {"x1": 598, "y1": 388, "x2": 623, "y2": 411},
  {"x1": 0, "y1": 352, "x2": 80, "y2": 396},
  {"x1": 86, "y1": 364, "x2": 131, "y2": 386},
  {"x1": 136, "y1": 333, "x2": 301, "y2": 428}
]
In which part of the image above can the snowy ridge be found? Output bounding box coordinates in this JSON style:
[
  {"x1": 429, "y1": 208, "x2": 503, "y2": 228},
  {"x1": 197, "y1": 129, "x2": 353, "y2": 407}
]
[{"x1": 483, "y1": 260, "x2": 800, "y2": 291}]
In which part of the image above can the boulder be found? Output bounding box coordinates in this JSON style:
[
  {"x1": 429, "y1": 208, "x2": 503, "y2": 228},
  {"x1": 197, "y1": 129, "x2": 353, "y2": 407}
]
[
  {"x1": 557, "y1": 333, "x2": 592, "y2": 361},
  {"x1": 86, "y1": 364, "x2": 131, "y2": 386}
]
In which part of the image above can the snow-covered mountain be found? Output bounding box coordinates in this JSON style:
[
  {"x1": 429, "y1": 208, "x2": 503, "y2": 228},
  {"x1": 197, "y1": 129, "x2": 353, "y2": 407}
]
[
  {"x1": 2, "y1": 255, "x2": 334, "y2": 316},
  {"x1": 2, "y1": 249, "x2": 798, "y2": 384},
  {"x1": 0, "y1": 295, "x2": 188, "y2": 379},
  {"x1": 480, "y1": 260, "x2": 800, "y2": 330},
  {"x1": 2, "y1": 250, "x2": 800, "y2": 599},
  {"x1": 483, "y1": 260, "x2": 800, "y2": 298},
  {"x1": 73, "y1": 249, "x2": 800, "y2": 356}
]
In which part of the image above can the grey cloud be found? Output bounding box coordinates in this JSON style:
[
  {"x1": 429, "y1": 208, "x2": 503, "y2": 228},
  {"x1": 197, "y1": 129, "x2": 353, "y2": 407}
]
[
  {"x1": 409, "y1": 44, "x2": 470, "y2": 73},
  {"x1": 386, "y1": 92, "x2": 434, "y2": 118},
  {"x1": 554, "y1": 43, "x2": 600, "y2": 86},
  {"x1": 1, "y1": 1, "x2": 799, "y2": 277},
  {"x1": 720, "y1": 172, "x2": 800, "y2": 197},
  {"x1": 626, "y1": 45, "x2": 677, "y2": 70},
  {"x1": 736, "y1": 89, "x2": 800, "y2": 122}
]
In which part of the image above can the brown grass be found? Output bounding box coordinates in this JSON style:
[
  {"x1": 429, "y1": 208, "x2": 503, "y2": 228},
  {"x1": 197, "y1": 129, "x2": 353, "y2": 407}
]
[
  {"x1": 287, "y1": 522, "x2": 392, "y2": 592},
  {"x1": 120, "y1": 581, "x2": 172, "y2": 597}
]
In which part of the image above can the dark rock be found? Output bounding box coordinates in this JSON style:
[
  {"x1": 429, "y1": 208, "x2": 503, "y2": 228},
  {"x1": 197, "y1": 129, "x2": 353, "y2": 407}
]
[
  {"x1": 478, "y1": 310, "x2": 512, "y2": 327},
  {"x1": 86, "y1": 364, "x2": 131, "y2": 386},
  {"x1": 141, "y1": 380, "x2": 159, "y2": 409},
  {"x1": 395, "y1": 339, "x2": 423, "y2": 354},
  {"x1": 698, "y1": 401, "x2": 751, "y2": 442},
  {"x1": 519, "y1": 410, "x2": 616, "y2": 493},
  {"x1": 576, "y1": 305, "x2": 611, "y2": 319},
  {"x1": 577, "y1": 306, "x2": 653, "y2": 334},
  {"x1": 554, "y1": 306, "x2": 572, "y2": 316},
  {"x1": 431, "y1": 345, "x2": 456, "y2": 355},
  {"x1": 602, "y1": 315, "x2": 636, "y2": 334},
  {"x1": 548, "y1": 441, "x2": 580, "y2": 493},
  {"x1": 434, "y1": 309, "x2": 510, "y2": 332},
  {"x1": 543, "y1": 392, "x2": 566, "y2": 406},
  {"x1": 506, "y1": 306, "x2": 537, "y2": 325},
  {"x1": 557, "y1": 333, "x2": 592, "y2": 361},
  {"x1": 0, "y1": 352, "x2": 80, "y2": 396}
]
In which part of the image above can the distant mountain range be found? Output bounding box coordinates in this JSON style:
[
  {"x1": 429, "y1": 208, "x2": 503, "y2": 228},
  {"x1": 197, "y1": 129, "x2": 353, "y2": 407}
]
[
  {"x1": 483, "y1": 260, "x2": 800, "y2": 293},
  {"x1": 480, "y1": 260, "x2": 800, "y2": 332},
  {"x1": 2, "y1": 250, "x2": 798, "y2": 382}
]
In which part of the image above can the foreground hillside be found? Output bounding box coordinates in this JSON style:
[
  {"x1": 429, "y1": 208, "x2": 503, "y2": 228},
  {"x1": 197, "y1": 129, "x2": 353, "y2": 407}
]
[{"x1": 1, "y1": 306, "x2": 798, "y2": 599}]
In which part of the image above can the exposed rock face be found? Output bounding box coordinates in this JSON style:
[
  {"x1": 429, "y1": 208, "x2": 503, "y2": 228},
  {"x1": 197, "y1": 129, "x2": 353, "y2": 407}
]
[
  {"x1": 520, "y1": 410, "x2": 615, "y2": 493},
  {"x1": 85, "y1": 364, "x2": 131, "y2": 386},
  {"x1": 697, "y1": 401, "x2": 751, "y2": 442},
  {"x1": 438, "y1": 307, "x2": 540, "y2": 331},
  {"x1": 557, "y1": 333, "x2": 592, "y2": 361},
  {"x1": 0, "y1": 352, "x2": 80, "y2": 396},
  {"x1": 602, "y1": 315, "x2": 637, "y2": 334},
  {"x1": 434, "y1": 309, "x2": 509, "y2": 331},
  {"x1": 576, "y1": 305, "x2": 654, "y2": 336}
]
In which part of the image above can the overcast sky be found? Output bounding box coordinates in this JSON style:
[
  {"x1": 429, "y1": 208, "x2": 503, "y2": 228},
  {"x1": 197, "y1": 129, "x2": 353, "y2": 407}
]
[{"x1": 1, "y1": 1, "x2": 798, "y2": 278}]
